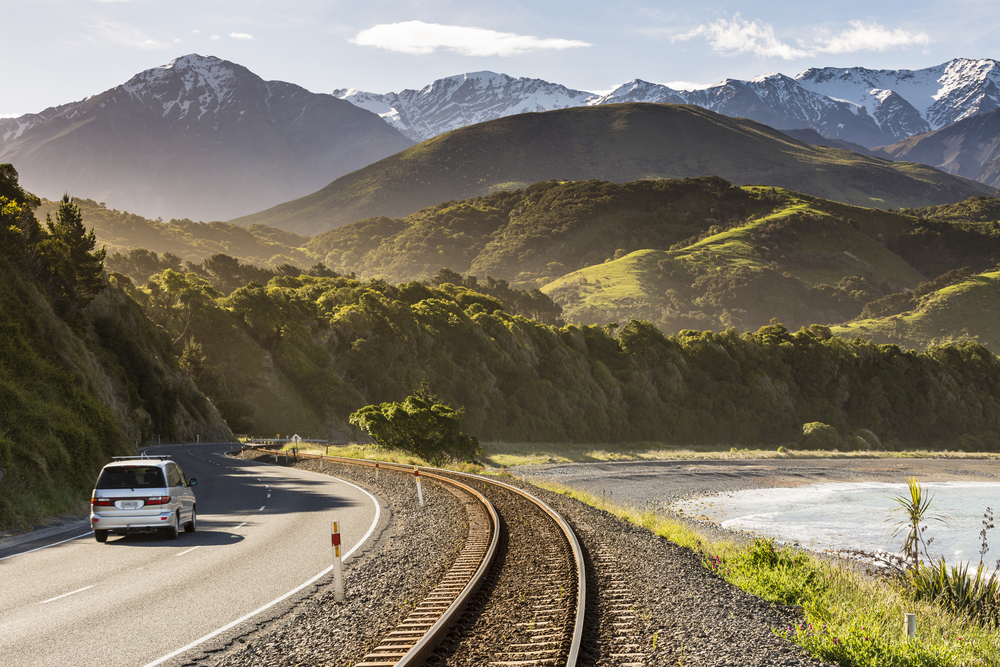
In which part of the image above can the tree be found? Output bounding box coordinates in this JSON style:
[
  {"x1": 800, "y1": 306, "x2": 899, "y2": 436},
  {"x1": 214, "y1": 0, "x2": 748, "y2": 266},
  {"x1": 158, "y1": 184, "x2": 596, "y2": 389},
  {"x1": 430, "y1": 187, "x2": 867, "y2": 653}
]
[
  {"x1": 37, "y1": 195, "x2": 106, "y2": 313},
  {"x1": 179, "y1": 337, "x2": 206, "y2": 381},
  {"x1": 349, "y1": 385, "x2": 481, "y2": 466}
]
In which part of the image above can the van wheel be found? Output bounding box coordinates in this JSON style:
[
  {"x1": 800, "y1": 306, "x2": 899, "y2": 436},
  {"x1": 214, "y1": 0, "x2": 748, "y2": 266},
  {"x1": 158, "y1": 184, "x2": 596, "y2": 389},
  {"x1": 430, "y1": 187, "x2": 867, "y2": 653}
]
[
  {"x1": 185, "y1": 509, "x2": 196, "y2": 533},
  {"x1": 94, "y1": 530, "x2": 108, "y2": 543},
  {"x1": 165, "y1": 513, "x2": 179, "y2": 540}
]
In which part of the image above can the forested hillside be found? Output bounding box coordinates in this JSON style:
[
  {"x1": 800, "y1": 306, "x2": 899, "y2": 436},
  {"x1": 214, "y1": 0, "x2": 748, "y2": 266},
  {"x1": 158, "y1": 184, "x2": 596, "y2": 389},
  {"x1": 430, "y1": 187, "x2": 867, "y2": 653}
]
[
  {"x1": 0, "y1": 166, "x2": 231, "y2": 530},
  {"x1": 113, "y1": 265, "x2": 1000, "y2": 453}
]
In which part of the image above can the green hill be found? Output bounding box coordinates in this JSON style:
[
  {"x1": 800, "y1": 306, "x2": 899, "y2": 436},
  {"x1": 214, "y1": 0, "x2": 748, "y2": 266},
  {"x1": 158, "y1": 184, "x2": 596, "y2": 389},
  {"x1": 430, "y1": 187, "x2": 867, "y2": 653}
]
[
  {"x1": 542, "y1": 188, "x2": 927, "y2": 332},
  {"x1": 231, "y1": 104, "x2": 995, "y2": 235}
]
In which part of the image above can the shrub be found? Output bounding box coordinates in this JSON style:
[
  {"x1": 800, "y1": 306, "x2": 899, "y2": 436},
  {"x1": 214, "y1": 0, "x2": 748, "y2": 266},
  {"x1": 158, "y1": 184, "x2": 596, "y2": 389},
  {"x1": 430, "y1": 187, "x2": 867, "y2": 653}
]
[
  {"x1": 854, "y1": 428, "x2": 882, "y2": 451},
  {"x1": 801, "y1": 422, "x2": 842, "y2": 450}
]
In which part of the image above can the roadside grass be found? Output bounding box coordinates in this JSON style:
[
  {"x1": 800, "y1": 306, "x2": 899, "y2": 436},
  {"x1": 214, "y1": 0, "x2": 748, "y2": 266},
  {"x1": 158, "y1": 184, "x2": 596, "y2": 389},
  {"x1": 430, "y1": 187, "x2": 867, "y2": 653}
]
[{"x1": 534, "y1": 479, "x2": 999, "y2": 667}]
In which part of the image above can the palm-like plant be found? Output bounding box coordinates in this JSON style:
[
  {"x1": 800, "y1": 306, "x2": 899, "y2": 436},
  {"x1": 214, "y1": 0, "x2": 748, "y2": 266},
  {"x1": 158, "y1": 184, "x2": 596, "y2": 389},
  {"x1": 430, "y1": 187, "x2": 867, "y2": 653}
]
[{"x1": 888, "y1": 477, "x2": 945, "y2": 566}]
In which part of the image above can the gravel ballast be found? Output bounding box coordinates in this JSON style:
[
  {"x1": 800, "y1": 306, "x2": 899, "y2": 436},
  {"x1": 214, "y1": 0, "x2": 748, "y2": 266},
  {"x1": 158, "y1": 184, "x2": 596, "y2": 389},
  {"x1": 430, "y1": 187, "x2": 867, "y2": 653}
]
[
  {"x1": 179, "y1": 454, "x2": 468, "y2": 667},
  {"x1": 182, "y1": 454, "x2": 836, "y2": 666}
]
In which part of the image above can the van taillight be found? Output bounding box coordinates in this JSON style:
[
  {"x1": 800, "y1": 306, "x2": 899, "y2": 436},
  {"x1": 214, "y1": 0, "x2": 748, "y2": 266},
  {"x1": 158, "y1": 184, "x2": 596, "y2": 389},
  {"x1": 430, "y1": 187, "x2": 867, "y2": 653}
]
[
  {"x1": 92, "y1": 498, "x2": 114, "y2": 506},
  {"x1": 145, "y1": 496, "x2": 170, "y2": 505}
]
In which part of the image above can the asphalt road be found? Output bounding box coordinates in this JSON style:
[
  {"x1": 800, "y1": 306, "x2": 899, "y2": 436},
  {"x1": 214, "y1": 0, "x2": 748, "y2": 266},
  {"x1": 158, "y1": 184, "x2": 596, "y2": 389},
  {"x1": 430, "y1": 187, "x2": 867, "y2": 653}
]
[{"x1": 0, "y1": 444, "x2": 380, "y2": 667}]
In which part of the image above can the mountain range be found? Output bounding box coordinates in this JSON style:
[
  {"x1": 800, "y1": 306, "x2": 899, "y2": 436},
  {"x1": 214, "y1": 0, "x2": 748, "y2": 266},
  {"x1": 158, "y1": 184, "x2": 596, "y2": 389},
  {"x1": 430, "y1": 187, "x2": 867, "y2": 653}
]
[
  {"x1": 0, "y1": 55, "x2": 413, "y2": 222},
  {"x1": 335, "y1": 59, "x2": 1000, "y2": 150},
  {"x1": 3, "y1": 54, "x2": 1000, "y2": 225}
]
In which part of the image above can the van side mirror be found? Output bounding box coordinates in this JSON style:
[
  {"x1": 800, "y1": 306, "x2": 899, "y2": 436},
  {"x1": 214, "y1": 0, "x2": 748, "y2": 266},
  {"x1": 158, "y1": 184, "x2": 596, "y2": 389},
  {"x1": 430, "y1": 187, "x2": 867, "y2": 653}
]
[{"x1": 189, "y1": 478, "x2": 198, "y2": 486}]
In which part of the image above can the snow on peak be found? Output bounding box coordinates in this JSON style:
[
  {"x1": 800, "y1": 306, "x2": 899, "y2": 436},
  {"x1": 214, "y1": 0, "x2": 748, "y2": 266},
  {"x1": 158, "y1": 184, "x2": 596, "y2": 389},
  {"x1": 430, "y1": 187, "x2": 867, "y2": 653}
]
[{"x1": 121, "y1": 54, "x2": 242, "y2": 123}]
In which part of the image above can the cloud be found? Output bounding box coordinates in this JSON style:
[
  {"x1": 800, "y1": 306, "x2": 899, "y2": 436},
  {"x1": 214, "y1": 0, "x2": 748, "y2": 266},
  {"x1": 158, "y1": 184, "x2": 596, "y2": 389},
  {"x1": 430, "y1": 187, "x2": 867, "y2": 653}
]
[
  {"x1": 229, "y1": 32, "x2": 253, "y2": 40},
  {"x1": 349, "y1": 21, "x2": 590, "y2": 56},
  {"x1": 677, "y1": 15, "x2": 932, "y2": 59},
  {"x1": 815, "y1": 21, "x2": 931, "y2": 53},
  {"x1": 675, "y1": 15, "x2": 810, "y2": 60},
  {"x1": 82, "y1": 17, "x2": 169, "y2": 50},
  {"x1": 210, "y1": 34, "x2": 220, "y2": 40}
]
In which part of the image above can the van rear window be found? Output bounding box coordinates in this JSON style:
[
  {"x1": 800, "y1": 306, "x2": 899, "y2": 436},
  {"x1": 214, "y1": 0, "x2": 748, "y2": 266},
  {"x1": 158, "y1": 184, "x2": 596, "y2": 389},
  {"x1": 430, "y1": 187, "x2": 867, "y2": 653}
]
[{"x1": 96, "y1": 467, "x2": 165, "y2": 489}]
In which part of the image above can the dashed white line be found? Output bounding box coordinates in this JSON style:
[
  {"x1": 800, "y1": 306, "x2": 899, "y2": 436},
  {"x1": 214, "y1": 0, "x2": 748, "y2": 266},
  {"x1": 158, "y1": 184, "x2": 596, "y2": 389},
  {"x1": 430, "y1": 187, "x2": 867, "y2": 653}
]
[
  {"x1": 234, "y1": 522, "x2": 247, "y2": 530},
  {"x1": 259, "y1": 506, "x2": 266, "y2": 511},
  {"x1": 41, "y1": 585, "x2": 94, "y2": 604},
  {"x1": 175, "y1": 546, "x2": 201, "y2": 557}
]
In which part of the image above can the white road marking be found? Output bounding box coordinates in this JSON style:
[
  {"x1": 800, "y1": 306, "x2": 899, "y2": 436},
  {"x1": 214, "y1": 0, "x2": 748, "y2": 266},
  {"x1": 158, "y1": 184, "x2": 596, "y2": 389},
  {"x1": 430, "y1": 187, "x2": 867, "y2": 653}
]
[
  {"x1": 259, "y1": 506, "x2": 266, "y2": 511},
  {"x1": 41, "y1": 585, "x2": 94, "y2": 604},
  {"x1": 0, "y1": 531, "x2": 92, "y2": 562},
  {"x1": 175, "y1": 546, "x2": 201, "y2": 557},
  {"x1": 234, "y1": 522, "x2": 247, "y2": 530},
  {"x1": 143, "y1": 465, "x2": 381, "y2": 667}
]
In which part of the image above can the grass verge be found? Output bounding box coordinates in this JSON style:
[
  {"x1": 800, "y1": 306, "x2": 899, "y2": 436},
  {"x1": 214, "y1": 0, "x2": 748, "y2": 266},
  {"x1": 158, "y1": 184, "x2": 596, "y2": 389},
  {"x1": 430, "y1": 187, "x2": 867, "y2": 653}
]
[{"x1": 532, "y1": 479, "x2": 999, "y2": 667}]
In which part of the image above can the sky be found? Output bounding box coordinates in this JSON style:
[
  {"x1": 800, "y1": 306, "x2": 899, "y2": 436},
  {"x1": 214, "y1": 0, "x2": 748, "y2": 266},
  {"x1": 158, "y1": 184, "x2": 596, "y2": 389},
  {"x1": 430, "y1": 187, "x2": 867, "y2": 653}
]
[{"x1": 3, "y1": 0, "x2": 997, "y2": 117}]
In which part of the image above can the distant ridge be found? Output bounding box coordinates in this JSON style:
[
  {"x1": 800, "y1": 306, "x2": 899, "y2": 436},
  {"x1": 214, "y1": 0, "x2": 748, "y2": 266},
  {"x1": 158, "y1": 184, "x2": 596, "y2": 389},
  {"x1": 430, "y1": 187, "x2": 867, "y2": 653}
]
[{"x1": 231, "y1": 103, "x2": 996, "y2": 236}]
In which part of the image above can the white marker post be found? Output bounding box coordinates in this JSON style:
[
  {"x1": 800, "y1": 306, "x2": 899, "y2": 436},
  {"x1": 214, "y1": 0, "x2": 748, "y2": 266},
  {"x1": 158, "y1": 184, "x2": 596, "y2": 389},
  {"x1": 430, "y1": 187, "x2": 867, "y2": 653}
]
[
  {"x1": 331, "y1": 521, "x2": 345, "y2": 602},
  {"x1": 414, "y1": 464, "x2": 424, "y2": 507},
  {"x1": 375, "y1": 460, "x2": 379, "y2": 483},
  {"x1": 904, "y1": 612, "x2": 916, "y2": 639}
]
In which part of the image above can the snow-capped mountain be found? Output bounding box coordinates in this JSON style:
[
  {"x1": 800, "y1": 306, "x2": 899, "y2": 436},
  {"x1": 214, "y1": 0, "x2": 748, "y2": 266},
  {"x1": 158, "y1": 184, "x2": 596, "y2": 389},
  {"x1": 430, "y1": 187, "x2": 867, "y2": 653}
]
[
  {"x1": 0, "y1": 54, "x2": 413, "y2": 221},
  {"x1": 797, "y1": 59, "x2": 1000, "y2": 133},
  {"x1": 336, "y1": 59, "x2": 1000, "y2": 151},
  {"x1": 334, "y1": 72, "x2": 601, "y2": 143}
]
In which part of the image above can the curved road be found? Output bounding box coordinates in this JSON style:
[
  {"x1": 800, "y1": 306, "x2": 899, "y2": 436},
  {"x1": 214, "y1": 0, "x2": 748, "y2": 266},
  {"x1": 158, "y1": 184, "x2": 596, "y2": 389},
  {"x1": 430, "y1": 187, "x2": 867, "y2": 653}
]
[{"x1": 0, "y1": 444, "x2": 380, "y2": 667}]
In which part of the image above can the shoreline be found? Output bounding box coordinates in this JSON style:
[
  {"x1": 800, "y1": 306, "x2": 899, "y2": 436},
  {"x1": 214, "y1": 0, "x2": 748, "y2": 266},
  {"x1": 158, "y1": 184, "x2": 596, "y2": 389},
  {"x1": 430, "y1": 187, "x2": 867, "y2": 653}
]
[{"x1": 516, "y1": 456, "x2": 1000, "y2": 549}]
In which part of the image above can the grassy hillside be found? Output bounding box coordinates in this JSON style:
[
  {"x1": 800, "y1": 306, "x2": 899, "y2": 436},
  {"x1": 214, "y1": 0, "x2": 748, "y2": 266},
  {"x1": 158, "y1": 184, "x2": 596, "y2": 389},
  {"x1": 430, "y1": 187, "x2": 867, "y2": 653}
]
[
  {"x1": 231, "y1": 104, "x2": 995, "y2": 235},
  {"x1": 543, "y1": 188, "x2": 927, "y2": 332},
  {"x1": 832, "y1": 270, "x2": 1000, "y2": 350}
]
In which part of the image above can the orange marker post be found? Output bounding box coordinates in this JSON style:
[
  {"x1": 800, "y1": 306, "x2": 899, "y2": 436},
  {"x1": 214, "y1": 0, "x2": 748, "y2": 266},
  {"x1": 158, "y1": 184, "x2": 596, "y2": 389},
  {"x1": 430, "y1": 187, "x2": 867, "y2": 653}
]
[
  {"x1": 331, "y1": 520, "x2": 344, "y2": 602},
  {"x1": 414, "y1": 464, "x2": 424, "y2": 507}
]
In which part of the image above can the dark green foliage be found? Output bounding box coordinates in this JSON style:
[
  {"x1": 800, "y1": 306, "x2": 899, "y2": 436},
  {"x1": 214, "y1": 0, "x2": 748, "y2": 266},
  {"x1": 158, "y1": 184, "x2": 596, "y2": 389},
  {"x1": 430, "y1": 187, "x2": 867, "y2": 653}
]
[
  {"x1": 429, "y1": 269, "x2": 564, "y2": 324},
  {"x1": 38, "y1": 195, "x2": 107, "y2": 313},
  {"x1": 349, "y1": 384, "x2": 481, "y2": 465}
]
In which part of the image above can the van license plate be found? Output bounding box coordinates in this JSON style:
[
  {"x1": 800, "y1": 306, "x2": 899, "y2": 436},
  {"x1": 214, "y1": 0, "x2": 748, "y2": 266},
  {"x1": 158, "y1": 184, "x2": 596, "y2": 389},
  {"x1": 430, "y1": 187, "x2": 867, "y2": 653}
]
[{"x1": 117, "y1": 500, "x2": 143, "y2": 510}]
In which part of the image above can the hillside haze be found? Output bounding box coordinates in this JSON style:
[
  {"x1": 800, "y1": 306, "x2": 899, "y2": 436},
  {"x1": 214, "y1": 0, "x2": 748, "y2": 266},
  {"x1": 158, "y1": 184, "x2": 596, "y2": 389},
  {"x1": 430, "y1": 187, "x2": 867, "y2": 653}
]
[
  {"x1": 0, "y1": 55, "x2": 414, "y2": 222},
  {"x1": 876, "y1": 109, "x2": 1000, "y2": 189},
  {"x1": 233, "y1": 103, "x2": 995, "y2": 236}
]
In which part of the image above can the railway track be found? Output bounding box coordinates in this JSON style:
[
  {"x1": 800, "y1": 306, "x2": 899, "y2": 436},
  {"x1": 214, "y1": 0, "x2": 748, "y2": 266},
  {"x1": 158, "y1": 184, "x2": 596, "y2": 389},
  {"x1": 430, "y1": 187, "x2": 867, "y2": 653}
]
[{"x1": 242, "y1": 448, "x2": 585, "y2": 666}]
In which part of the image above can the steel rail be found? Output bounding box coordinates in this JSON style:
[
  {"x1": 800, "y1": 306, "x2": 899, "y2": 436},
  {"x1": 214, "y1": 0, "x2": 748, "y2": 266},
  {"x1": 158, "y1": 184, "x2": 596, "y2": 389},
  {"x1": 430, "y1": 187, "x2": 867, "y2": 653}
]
[{"x1": 241, "y1": 447, "x2": 585, "y2": 666}]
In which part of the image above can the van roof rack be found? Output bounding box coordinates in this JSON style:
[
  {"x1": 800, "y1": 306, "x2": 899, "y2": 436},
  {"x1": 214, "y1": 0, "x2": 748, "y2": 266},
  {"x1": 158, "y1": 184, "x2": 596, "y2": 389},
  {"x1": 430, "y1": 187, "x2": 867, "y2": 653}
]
[{"x1": 111, "y1": 454, "x2": 170, "y2": 461}]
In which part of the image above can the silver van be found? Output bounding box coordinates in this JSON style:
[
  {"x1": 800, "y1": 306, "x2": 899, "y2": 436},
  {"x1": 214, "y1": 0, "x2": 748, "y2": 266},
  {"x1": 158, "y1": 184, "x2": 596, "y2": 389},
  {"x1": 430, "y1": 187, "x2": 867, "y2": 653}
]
[{"x1": 90, "y1": 457, "x2": 197, "y2": 542}]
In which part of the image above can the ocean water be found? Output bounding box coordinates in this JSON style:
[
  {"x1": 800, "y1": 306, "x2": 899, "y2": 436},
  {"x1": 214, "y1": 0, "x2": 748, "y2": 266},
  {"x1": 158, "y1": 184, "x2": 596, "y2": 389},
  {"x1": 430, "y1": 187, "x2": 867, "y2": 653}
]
[{"x1": 673, "y1": 482, "x2": 1000, "y2": 565}]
